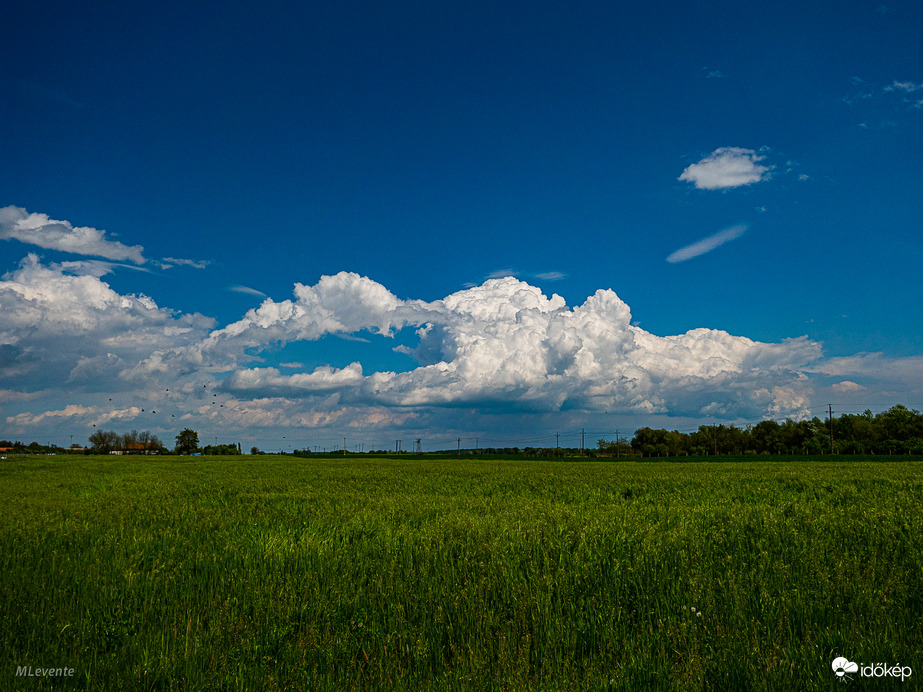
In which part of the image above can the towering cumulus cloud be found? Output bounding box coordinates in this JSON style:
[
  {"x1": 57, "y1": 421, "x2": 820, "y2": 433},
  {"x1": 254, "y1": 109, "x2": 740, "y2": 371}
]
[
  {"x1": 214, "y1": 273, "x2": 821, "y2": 419},
  {"x1": 1, "y1": 259, "x2": 824, "y2": 436}
]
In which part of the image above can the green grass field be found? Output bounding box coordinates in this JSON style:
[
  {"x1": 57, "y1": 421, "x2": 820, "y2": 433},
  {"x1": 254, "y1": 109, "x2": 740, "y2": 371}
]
[{"x1": 1, "y1": 456, "x2": 921, "y2": 690}]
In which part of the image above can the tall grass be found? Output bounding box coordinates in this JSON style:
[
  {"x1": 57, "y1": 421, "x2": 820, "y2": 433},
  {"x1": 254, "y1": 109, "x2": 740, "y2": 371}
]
[{"x1": 1, "y1": 457, "x2": 921, "y2": 690}]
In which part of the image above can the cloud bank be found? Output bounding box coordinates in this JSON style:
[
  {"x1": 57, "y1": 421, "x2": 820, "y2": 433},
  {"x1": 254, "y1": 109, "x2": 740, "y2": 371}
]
[
  {"x1": 1, "y1": 256, "x2": 831, "y2": 439},
  {"x1": 678, "y1": 148, "x2": 771, "y2": 190}
]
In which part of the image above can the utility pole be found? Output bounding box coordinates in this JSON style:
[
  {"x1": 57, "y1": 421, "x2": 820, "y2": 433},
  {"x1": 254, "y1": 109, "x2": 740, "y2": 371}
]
[
  {"x1": 344, "y1": 437, "x2": 347, "y2": 456},
  {"x1": 615, "y1": 430, "x2": 619, "y2": 459},
  {"x1": 581, "y1": 428, "x2": 585, "y2": 455},
  {"x1": 555, "y1": 432, "x2": 559, "y2": 448},
  {"x1": 457, "y1": 437, "x2": 461, "y2": 453},
  {"x1": 828, "y1": 404, "x2": 834, "y2": 455}
]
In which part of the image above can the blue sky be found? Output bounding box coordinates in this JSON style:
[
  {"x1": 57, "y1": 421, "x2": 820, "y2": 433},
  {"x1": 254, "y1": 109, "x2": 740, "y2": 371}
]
[{"x1": 2, "y1": 0, "x2": 922, "y2": 451}]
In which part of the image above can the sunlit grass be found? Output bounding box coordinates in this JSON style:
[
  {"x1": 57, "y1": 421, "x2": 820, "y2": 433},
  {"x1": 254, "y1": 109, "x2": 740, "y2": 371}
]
[{"x1": 1, "y1": 456, "x2": 921, "y2": 690}]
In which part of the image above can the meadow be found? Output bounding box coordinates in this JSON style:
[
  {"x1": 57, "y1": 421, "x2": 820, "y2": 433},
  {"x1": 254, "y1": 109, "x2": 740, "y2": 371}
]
[{"x1": 1, "y1": 455, "x2": 921, "y2": 691}]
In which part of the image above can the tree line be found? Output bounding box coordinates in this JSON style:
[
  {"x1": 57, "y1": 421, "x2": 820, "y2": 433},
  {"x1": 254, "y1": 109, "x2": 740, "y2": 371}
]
[
  {"x1": 87, "y1": 428, "x2": 240, "y2": 455},
  {"x1": 600, "y1": 405, "x2": 923, "y2": 457},
  {"x1": 87, "y1": 429, "x2": 165, "y2": 453}
]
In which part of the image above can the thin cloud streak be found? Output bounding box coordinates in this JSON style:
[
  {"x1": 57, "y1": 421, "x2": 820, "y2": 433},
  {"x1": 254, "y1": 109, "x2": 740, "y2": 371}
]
[
  {"x1": 162, "y1": 257, "x2": 211, "y2": 270},
  {"x1": 666, "y1": 225, "x2": 747, "y2": 263},
  {"x1": 228, "y1": 284, "x2": 268, "y2": 298}
]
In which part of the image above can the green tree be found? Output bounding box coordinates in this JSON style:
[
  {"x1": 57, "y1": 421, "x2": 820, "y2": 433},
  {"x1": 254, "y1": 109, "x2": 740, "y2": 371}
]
[
  {"x1": 876, "y1": 405, "x2": 920, "y2": 442},
  {"x1": 751, "y1": 420, "x2": 781, "y2": 453},
  {"x1": 88, "y1": 430, "x2": 121, "y2": 453},
  {"x1": 174, "y1": 428, "x2": 199, "y2": 455}
]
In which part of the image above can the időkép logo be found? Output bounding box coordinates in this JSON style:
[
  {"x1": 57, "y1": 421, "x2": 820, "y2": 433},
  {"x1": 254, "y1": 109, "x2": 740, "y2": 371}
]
[{"x1": 832, "y1": 657, "x2": 912, "y2": 682}]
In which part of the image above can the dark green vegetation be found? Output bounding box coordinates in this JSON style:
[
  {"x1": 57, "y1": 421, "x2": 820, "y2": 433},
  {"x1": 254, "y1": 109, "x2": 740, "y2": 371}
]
[
  {"x1": 620, "y1": 404, "x2": 923, "y2": 457},
  {"x1": 2, "y1": 456, "x2": 921, "y2": 690}
]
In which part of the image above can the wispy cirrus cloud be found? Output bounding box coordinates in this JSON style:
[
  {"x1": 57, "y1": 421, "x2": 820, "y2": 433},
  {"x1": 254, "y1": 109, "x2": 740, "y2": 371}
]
[
  {"x1": 534, "y1": 271, "x2": 567, "y2": 281},
  {"x1": 160, "y1": 257, "x2": 211, "y2": 270},
  {"x1": 884, "y1": 80, "x2": 923, "y2": 94},
  {"x1": 678, "y1": 148, "x2": 771, "y2": 190},
  {"x1": 666, "y1": 224, "x2": 747, "y2": 263},
  {"x1": 885, "y1": 80, "x2": 923, "y2": 108},
  {"x1": 844, "y1": 78, "x2": 923, "y2": 112}
]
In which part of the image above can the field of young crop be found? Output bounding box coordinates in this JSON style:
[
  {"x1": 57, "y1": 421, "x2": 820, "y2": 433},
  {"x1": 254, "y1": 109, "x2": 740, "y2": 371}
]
[{"x1": 1, "y1": 455, "x2": 921, "y2": 691}]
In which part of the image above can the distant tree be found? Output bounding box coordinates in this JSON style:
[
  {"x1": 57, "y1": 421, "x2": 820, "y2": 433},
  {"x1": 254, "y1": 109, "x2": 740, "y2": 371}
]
[
  {"x1": 89, "y1": 430, "x2": 121, "y2": 453},
  {"x1": 175, "y1": 428, "x2": 199, "y2": 455},
  {"x1": 631, "y1": 427, "x2": 687, "y2": 457},
  {"x1": 597, "y1": 438, "x2": 632, "y2": 458},
  {"x1": 202, "y1": 443, "x2": 241, "y2": 455},
  {"x1": 137, "y1": 430, "x2": 164, "y2": 451}
]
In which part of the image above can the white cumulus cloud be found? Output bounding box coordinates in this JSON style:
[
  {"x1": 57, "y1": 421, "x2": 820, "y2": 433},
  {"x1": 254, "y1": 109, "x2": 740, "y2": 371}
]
[
  {"x1": 0, "y1": 254, "x2": 214, "y2": 391},
  {"x1": 0, "y1": 206, "x2": 147, "y2": 263},
  {"x1": 678, "y1": 148, "x2": 771, "y2": 190}
]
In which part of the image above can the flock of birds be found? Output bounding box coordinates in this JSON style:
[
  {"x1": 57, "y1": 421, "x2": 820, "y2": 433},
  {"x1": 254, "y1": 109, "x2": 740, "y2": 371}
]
[{"x1": 89, "y1": 384, "x2": 226, "y2": 427}]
